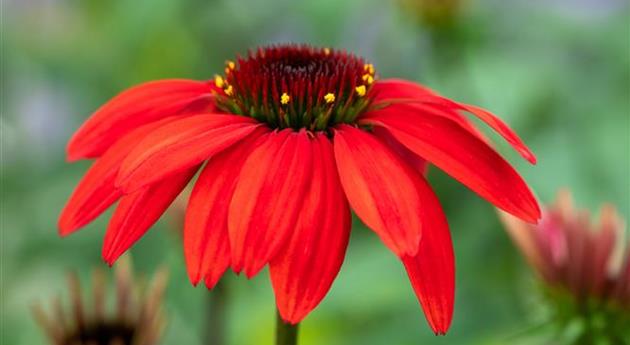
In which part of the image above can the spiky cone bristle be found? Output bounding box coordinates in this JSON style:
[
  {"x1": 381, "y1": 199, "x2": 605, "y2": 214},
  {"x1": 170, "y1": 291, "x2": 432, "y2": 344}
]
[{"x1": 32, "y1": 257, "x2": 168, "y2": 345}]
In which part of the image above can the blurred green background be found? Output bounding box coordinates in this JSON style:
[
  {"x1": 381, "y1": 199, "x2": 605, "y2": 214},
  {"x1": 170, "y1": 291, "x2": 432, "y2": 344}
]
[{"x1": 2, "y1": 0, "x2": 629, "y2": 344}]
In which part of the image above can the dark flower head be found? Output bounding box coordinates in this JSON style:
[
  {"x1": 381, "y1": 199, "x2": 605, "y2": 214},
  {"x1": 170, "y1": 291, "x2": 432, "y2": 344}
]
[
  {"x1": 215, "y1": 45, "x2": 374, "y2": 131},
  {"x1": 32, "y1": 258, "x2": 167, "y2": 345},
  {"x1": 59, "y1": 43, "x2": 540, "y2": 334}
]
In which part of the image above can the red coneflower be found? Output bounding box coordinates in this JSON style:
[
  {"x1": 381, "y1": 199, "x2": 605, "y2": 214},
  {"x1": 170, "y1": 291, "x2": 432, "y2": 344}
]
[
  {"x1": 500, "y1": 190, "x2": 629, "y2": 308},
  {"x1": 59, "y1": 44, "x2": 540, "y2": 334},
  {"x1": 499, "y1": 190, "x2": 629, "y2": 343}
]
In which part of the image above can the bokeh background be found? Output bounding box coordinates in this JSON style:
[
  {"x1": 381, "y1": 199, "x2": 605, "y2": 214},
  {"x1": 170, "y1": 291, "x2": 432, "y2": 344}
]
[{"x1": 2, "y1": 0, "x2": 629, "y2": 344}]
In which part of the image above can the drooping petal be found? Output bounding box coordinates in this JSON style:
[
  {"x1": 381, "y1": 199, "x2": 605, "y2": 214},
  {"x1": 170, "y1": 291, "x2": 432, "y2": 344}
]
[
  {"x1": 117, "y1": 114, "x2": 260, "y2": 192},
  {"x1": 361, "y1": 108, "x2": 541, "y2": 223},
  {"x1": 370, "y1": 78, "x2": 436, "y2": 101},
  {"x1": 423, "y1": 97, "x2": 536, "y2": 164},
  {"x1": 184, "y1": 127, "x2": 269, "y2": 288},
  {"x1": 333, "y1": 124, "x2": 423, "y2": 256},
  {"x1": 270, "y1": 132, "x2": 351, "y2": 324},
  {"x1": 369, "y1": 79, "x2": 536, "y2": 163},
  {"x1": 590, "y1": 204, "x2": 620, "y2": 295},
  {"x1": 67, "y1": 79, "x2": 219, "y2": 161},
  {"x1": 369, "y1": 79, "x2": 483, "y2": 139},
  {"x1": 102, "y1": 167, "x2": 199, "y2": 265},
  {"x1": 58, "y1": 118, "x2": 174, "y2": 235},
  {"x1": 228, "y1": 129, "x2": 313, "y2": 278},
  {"x1": 401, "y1": 174, "x2": 454, "y2": 336}
]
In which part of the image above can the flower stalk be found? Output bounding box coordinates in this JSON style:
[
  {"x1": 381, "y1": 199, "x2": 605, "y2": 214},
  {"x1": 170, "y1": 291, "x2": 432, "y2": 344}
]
[
  {"x1": 276, "y1": 310, "x2": 299, "y2": 345},
  {"x1": 205, "y1": 280, "x2": 228, "y2": 345}
]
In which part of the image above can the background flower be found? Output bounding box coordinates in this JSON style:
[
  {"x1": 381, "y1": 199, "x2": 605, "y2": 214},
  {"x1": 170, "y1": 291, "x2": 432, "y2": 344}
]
[
  {"x1": 32, "y1": 257, "x2": 168, "y2": 345},
  {"x1": 499, "y1": 191, "x2": 629, "y2": 344}
]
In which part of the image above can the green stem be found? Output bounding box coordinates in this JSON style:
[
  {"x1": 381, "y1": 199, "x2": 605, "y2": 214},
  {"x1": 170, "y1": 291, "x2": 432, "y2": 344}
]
[
  {"x1": 205, "y1": 280, "x2": 227, "y2": 345},
  {"x1": 275, "y1": 310, "x2": 299, "y2": 345}
]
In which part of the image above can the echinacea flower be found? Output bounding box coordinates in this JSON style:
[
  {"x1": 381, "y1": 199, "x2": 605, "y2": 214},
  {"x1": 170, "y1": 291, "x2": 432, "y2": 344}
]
[
  {"x1": 32, "y1": 258, "x2": 167, "y2": 345},
  {"x1": 59, "y1": 44, "x2": 540, "y2": 334},
  {"x1": 499, "y1": 190, "x2": 629, "y2": 344},
  {"x1": 500, "y1": 190, "x2": 629, "y2": 308}
]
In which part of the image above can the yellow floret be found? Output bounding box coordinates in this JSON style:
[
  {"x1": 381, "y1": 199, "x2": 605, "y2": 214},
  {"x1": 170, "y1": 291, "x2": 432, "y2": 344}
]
[
  {"x1": 214, "y1": 75, "x2": 225, "y2": 88},
  {"x1": 362, "y1": 74, "x2": 374, "y2": 85},
  {"x1": 363, "y1": 63, "x2": 375, "y2": 75},
  {"x1": 281, "y1": 92, "x2": 291, "y2": 104},
  {"x1": 355, "y1": 85, "x2": 366, "y2": 97},
  {"x1": 324, "y1": 93, "x2": 336, "y2": 103}
]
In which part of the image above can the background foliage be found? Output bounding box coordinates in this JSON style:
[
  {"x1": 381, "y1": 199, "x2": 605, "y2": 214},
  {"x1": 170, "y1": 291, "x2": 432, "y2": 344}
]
[{"x1": 3, "y1": 0, "x2": 629, "y2": 344}]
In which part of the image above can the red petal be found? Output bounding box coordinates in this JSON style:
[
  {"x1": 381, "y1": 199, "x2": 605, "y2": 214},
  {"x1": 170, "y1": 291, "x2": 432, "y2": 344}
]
[
  {"x1": 270, "y1": 132, "x2": 351, "y2": 324},
  {"x1": 401, "y1": 174, "x2": 454, "y2": 335},
  {"x1": 117, "y1": 114, "x2": 259, "y2": 192},
  {"x1": 369, "y1": 79, "x2": 536, "y2": 164},
  {"x1": 426, "y1": 97, "x2": 536, "y2": 164},
  {"x1": 58, "y1": 118, "x2": 174, "y2": 235},
  {"x1": 369, "y1": 79, "x2": 482, "y2": 138},
  {"x1": 228, "y1": 129, "x2": 313, "y2": 277},
  {"x1": 370, "y1": 78, "x2": 436, "y2": 101},
  {"x1": 333, "y1": 125, "x2": 423, "y2": 256},
  {"x1": 361, "y1": 108, "x2": 541, "y2": 223},
  {"x1": 184, "y1": 127, "x2": 269, "y2": 288},
  {"x1": 67, "y1": 79, "x2": 218, "y2": 161},
  {"x1": 102, "y1": 167, "x2": 199, "y2": 265}
]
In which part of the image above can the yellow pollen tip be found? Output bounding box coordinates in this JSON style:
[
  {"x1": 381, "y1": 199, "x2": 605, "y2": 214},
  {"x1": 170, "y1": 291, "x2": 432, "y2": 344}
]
[
  {"x1": 363, "y1": 63, "x2": 375, "y2": 75},
  {"x1": 324, "y1": 93, "x2": 336, "y2": 103},
  {"x1": 323, "y1": 48, "x2": 331, "y2": 55},
  {"x1": 224, "y1": 85, "x2": 233, "y2": 96},
  {"x1": 226, "y1": 60, "x2": 236, "y2": 70},
  {"x1": 214, "y1": 75, "x2": 225, "y2": 88},
  {"x1": 280, "y1": 92, "x2": 290, "y2": 104},
  {"x1": 362, "y1": 74, "x2": 374, "y2": 84},
  {"x1": 355, "y1": 85, "x2": 367, "y2": 97}
]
